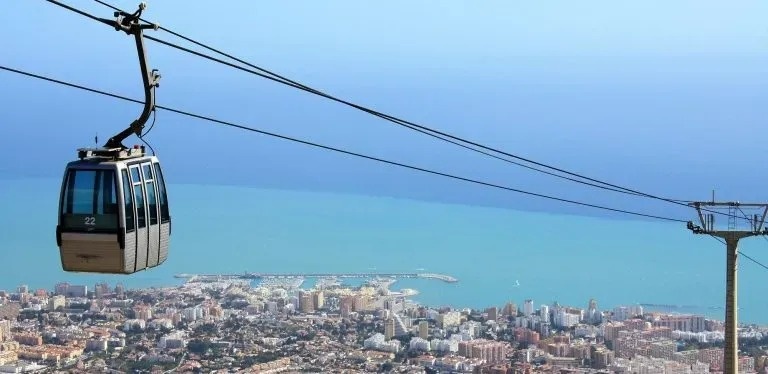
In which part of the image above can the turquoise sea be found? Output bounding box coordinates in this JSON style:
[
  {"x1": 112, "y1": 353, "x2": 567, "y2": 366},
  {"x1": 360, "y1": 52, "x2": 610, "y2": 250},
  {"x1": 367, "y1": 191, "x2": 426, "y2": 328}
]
[{"x1": 1, "y1": 178, "x2": 767, "y2": 325}]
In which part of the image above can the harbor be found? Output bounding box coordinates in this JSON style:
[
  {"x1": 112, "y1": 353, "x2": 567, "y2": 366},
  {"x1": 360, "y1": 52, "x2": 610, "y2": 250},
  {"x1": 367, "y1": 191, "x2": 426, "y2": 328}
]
[{"x1": 174, "y1": 272, "x2": 458, "y2": 284}]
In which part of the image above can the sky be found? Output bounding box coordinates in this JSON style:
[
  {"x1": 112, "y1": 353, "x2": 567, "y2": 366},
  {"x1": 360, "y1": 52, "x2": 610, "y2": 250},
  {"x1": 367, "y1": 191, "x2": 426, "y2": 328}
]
[{"x1": 1, "y1": 0, "x2": 768, "y2": 221}]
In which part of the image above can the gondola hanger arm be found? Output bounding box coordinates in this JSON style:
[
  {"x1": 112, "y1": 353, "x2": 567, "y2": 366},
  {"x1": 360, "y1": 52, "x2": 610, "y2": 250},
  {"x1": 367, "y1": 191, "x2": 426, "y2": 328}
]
[{"x1": 97, "y1": 2, "x2": 161, "y2": 150}]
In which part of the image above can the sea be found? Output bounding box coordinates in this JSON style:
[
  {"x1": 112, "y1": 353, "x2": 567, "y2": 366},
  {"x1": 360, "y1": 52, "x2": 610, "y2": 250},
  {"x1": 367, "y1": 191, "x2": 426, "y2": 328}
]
[{"x1": 1, "y1": 177, "x2": 767, "y2": 325}]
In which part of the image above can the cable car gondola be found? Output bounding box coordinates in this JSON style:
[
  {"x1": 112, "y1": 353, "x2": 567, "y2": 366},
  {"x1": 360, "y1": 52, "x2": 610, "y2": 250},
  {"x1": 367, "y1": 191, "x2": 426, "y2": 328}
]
[{"x1": 55, "y1": 4, "x2": 171, "y2": 274}]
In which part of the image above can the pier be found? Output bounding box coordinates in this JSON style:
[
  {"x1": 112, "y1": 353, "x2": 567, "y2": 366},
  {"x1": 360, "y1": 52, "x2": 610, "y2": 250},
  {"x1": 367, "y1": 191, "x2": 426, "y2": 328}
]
[{"x1": 174, "y1": 272, "x2": 458, "y2": 283}]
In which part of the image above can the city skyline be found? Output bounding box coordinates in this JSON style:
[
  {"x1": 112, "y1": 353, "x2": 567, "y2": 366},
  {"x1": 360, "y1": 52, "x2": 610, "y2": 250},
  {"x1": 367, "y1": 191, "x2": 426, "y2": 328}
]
[{"x1": 0, "y1": 274, "x2": 766, "y2": 372}]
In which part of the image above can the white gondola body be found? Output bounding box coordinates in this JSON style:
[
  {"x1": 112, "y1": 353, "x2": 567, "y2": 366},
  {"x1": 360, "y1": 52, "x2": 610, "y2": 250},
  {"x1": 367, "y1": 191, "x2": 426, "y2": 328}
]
[{"x1": 56, "y1": 155, "x2": 171, "y2": 274}]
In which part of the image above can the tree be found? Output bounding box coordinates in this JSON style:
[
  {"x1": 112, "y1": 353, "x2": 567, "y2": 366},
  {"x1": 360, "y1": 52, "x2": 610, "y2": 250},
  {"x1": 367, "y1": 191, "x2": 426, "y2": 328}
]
[
  {"x1": 393, "y1": 334, "x2": 413, "y2": 346},
  {"x1": 139, "y1": 295, "x2": 157, "y2": 305},
  {"x1": 194, "y1": 323, "x2": 218, "y2": 336},
  {"x1": 187, "y1": 339, "x2": 212, "y2": 354}
]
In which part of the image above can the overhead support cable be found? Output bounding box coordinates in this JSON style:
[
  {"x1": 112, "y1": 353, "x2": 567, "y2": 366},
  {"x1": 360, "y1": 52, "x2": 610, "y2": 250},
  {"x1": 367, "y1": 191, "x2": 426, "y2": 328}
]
[
  {"x1": 0, "y1": 64, "x2": 689, "y2": 224},
  {"x1": 41, "y1": 0, "x2": 736, "y2": 221}
]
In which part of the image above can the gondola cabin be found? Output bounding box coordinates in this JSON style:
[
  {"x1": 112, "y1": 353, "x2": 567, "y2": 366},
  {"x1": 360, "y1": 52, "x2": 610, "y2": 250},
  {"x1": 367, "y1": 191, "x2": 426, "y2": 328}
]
[{"x1": 56, "y1": 146, "x2": 171, "y2": 274}]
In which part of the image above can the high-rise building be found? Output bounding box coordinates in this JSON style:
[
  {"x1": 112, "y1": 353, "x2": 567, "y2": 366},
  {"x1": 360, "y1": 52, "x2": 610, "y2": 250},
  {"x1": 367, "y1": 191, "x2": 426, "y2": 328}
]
[
  {"x1": 134, "y1": 304, "x2": 152, "y2": 321},
  {"x1": 586, "y1": 299, "x2": 601, "y2": 324},
  {"x1": 652, "y1": 314, "x2": 705, "y2": 333},
  {"x1": 486, "y1": 307, "x2": 498, "y2": 321},
  {"x1": 312, "y1": 291, "x2": 324, "y2": 310},
  {"x1": 613, "y1": 306, "x2": 629, "y2": 321},
  {"x1": 384, "y1": 318, "x2": 395, "y2": 340},
  {"x1": 392, "y1": 314, "x2": 409, "y2": 337},
  {"x1": 503, "y1": 302, "x2": 518, "y2": 317},
  {"x1": 0, "y1": 320, "x2": 10, "y2": 343},
  {"x1": 340, "y1": 295, "x2": 353, "y2": 318},
  {"x1": 94, "y1": 283, "x2": 110, "y2": 299},
  {"x1": 16, "y1": 285, "x2": 28, "y2": 294},
  {"x1": 383, "y1": 298, "x2": 394, "y2": 311},
  {"x1": 353, "y1": 295, "x2": 372, "y2": 312},
  {"x1": 65, "y1": 285, "x2": 87, "y2": 298},
  {"x1": 523, "y1": 300, "x2": 534, "y2": 317},
  {"x1": 592, "y1": 347, "x2": 614, "y2": 369},
  {"x1": 539, "y1": 322, "x2": 551, "y2": 338},
  {"x1": 613, "y1": 305, "x2": 644, "y2": 322},
  {"x1": 418, "y1": 320, "x2": 429, "y2": 339},
  {"x1": 540, "y1": 305, "x2": 550, "y2": 323},
  {"x1": 55, "y1": 282, "x2": 70, "y2": 296},
  {"x1": 114, "y1": 284, "x2": 125, "y2": 298},
  {"x1": 458, "y1": 339, "x2": 507, "y2": 363},
  {"x1": 299, "y1": 291, "x2": 314, "y2": 314}
]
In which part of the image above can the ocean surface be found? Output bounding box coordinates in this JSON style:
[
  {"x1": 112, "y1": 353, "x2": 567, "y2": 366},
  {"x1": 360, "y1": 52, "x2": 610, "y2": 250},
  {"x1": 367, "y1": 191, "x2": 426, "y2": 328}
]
[{"x1": 1, "y1": 177, "x2": 767, "y2": 325}]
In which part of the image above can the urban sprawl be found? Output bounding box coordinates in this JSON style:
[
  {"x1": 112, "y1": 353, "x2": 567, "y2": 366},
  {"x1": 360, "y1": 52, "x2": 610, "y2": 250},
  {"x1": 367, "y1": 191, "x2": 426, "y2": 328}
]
[{"x1": 0, "y1": 275, "x2": 766, "y2": 373}]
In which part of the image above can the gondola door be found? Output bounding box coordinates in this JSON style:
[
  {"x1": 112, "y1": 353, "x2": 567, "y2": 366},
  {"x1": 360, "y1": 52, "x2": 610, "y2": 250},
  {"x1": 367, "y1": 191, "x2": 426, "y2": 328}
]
[
  {"x1": 153, "y1": 161, "x2": 170, "y2": 265},
  {"x1": 141, "y1": 162, "x2": 161, "y2": 268},
  {"x1": 129, "y1": 164, "x2": 148, "y2": 271},
  {"x1": 119, "y1": 167, "x2": 138, "y2": 273}
]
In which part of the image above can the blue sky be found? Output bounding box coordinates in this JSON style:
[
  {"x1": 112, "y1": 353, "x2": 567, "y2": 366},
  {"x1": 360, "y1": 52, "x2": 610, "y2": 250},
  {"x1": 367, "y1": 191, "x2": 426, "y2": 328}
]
[{"x1": 2, "y1": 0, "x2": 768, "y2": 220}]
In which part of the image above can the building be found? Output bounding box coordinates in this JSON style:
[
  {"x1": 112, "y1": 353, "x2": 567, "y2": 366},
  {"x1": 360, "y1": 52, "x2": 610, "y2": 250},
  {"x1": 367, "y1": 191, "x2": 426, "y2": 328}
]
[
  {"x1": 114, "y1": 284, "x2": 125, "y2": 298},
  {"x1": 159, "y1": 332, "x2": 186, "y2": 349},
  {"x1": 364, "y1": 333, "x2": 400, "y2": 353},
  {"x1": 419, "y1": 320, "x2": 429, "y2": 339},
  {"x1": 586, "y1": 299, "x2": 601, "y2": 324},
  {"x1": 340, "y1": 296, "x2": 353, "y2": 318},
  {"x1": 13, "y1": 333, "x2": 42, "y2": 346},
  {"x1": 523, "y1": 300, "x2": 534, "y2": 317},
  {"x1": 299, "y1": 291, "x2": 314, "y2": 314},
  {"x1": 64, "y1": 285, "x2": 87, "y2": 298},
  {"x1": 649, "y1": 340, "x2": 676, "y2": 360},
  {"x1": 673, "y1": 350, "x2": 700, "y2": 365},
  {"x1": 438, "y1": 311, "x2": 461, "y2": 329},
  {"x1": 85, "y1": 339, "x2": 108, "y2": 352},
  {"x1": 134, "y1": 304, "x2": 152, "y2": 321},
  {"x1": 0, "y1": 351, "x2": 18, "y2": 365},
  {"x1": 486, "y1": 307, "x2": 498, "y2": 321},
  {"x1": 458, "y1": 339, "x2": 507, "y2": 363},
  {"x1": 698, "y1": 348, "x2": 724, "y2": 371},
  {"x1": 514, "y1": 328, "x2": 540, "y2": 346},
  {"x1": 739, "y1": 356, "x2": 755, "y2": 373},
  {"x1": 385, "y1": 318, "x2": 395, "y2": 340},
  {"x1": 48, "y1": 296, "x2": 65, "y2": 312},
  {"x1": 540, "y1": 305, "x2": 550, "y2": 323},
  {"x1": 539, "y1": 322, "x2": 551, "y2": 338},
  {"x1": 94, "y1": 283, "x2": 111, "y2": 299},
  {"x1": 554, "y1": 309, "x2": 580, "y2": 328},
  {"x1": 0, "y1": 303, "x2": 20, "y2": 320},
  {"x1": 652, "y1": 314, "x2": 705, "y2": 333},
  {"x1": 0, "y1": 320, "x2": 10, "y2": 342},
  {"x1": 612, "y1": 306, "x2": 631, "y2": 322},
  {"x1": 408, "y1": 337, "x2": 430, "y2": 351},
  {"x1": 312, "y1": 291, "x2": 324, "y2": 310},
  {"x1": 502, "y1": 302, "x2": 517, "y2": 317},
  {"x1": 593, "y1": 347, "x2": 615, "y2": 369}
]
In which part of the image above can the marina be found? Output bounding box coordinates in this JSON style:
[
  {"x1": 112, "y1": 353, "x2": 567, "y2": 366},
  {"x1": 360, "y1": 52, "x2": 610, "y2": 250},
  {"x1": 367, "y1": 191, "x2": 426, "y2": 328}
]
[{"x1": 175, "y1": 272, "x2": 458, "y2": 284}]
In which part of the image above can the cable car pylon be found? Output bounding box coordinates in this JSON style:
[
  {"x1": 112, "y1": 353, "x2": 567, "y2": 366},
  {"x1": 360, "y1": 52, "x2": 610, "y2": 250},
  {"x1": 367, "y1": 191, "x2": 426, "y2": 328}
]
[{"x1": 686, "y1": 199, "x2": 768, "y2": 374}]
